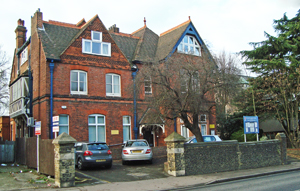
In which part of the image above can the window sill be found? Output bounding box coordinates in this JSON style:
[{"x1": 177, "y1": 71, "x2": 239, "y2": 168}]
[{"x1": 82, "y1": 52, "x2": 111, "y2": 57}]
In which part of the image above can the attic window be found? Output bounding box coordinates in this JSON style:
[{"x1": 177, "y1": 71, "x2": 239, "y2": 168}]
[
  {"x1": 177, "y1": 35, "x2": 201, "y2": 56},
  {"x1": 82, "y1": 31, "x2": 111, "y2": 57}
]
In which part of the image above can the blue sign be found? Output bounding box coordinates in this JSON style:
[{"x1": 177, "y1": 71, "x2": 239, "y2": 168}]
[{"x1": 243, "y1": 116, "x2": 259, "y2": 134}]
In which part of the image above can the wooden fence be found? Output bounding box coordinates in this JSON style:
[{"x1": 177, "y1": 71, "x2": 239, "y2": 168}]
[{"x1": 16, "y1": 137, "x2": 54, "y2": 176}]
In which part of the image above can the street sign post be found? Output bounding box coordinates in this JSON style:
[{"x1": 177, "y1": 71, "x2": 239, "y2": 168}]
[
  {"x1": 35, "y1": 121, "x2": 41, "y2": 172},
  {"x1": 243, "y1": 116, "x2": 259, "y2": 142},
  {"x1": 35, "y1": 121, "x2": 41, "y2": 135}
]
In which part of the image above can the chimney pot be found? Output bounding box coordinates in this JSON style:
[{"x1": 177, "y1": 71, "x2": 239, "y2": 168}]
[{"x1": 18, "y1": 19, "x2": 24, "y2": 26}]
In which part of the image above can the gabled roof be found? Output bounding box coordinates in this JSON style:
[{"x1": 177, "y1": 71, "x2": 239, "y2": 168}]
[
  {"x1": 155, "y1": 20, "x2": 190, "y2": 61},
  {"x1": 38, "y1": 15, "x2": 101, "y2": 60},
  {"x1": 139, "y1": 108, "x2": 164, "y2": 125},
  {"x1": 155, "y1": 19, "x2": 208, "y2": 62},
  {"x1": 38, "y1": 22, "x2": 80, "y2": 60},
  {"x1": 37, "y1": 15, "x2": 211, "y2": 64}
]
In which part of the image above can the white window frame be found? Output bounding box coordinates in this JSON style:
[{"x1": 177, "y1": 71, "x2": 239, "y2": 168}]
[
  {"x1": 211, "y1": 129, "x2": 215, "y2": 135},
  {"x1": 123, "y1": 116, "x2": 131, "y2": 142},
  {"x1": 70, "y1": 70, "x2": 87, "y2": 95},
  {"x1": 82, "y1": 31, "x2": 111, "y2": 57},
  {"x1": 88, "y1": 114, "x2": 106, "y2": 142},
  {"x1": 178, "y1": 35, "x2": 201, "y2": 56},
  {"x1": 200, "y1": 114, "x2": 206, "y2": 122},
  {"x1": 106, "y1": 73, "x2": 121, "y2": 97},
  {"x1": 21, "y1": 47, "x2": 28, "y2": 65},
  {"x1": 181, "y1": 125, "x2": 189, "y2": 138},
  {"x1": 144, "y1": 76, "x2": 152, "y2": 94},
  {"x1": 59, "y1": 115, "x2": 69, "y2": 135},
  {"x1": 201, "y1": 124, "x2": 207, "y2": 135}
]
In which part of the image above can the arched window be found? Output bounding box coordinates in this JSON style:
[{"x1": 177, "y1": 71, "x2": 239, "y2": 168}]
[
  {"x1": 88, "y1": 114, "x2": 106, "y2": 142},
  {"x1": 177, "y1": 35, "x2": 201, "y2": 56}
]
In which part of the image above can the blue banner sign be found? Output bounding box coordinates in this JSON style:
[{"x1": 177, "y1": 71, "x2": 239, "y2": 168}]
[{"x1": 243, "y1": 116, "x2": 259, "y2": 134}]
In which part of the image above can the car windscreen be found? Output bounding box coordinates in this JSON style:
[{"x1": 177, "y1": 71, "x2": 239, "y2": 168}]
[
  {"x1": 87, "y1": 143, "x2": 109, "y2": 150},
  {"x1": 126, "y1": 141, "x2": 148, "y2": 147},
  {"x1": 203, "y1": 136, "x2": 216, "y2": 142}
]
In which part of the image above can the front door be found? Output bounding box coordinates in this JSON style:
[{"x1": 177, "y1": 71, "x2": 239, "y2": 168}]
[{"x1": 143, "y1": 129, "x2": 154, "y2": 147}]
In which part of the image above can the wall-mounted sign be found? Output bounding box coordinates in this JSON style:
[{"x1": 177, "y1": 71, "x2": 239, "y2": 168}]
[
  {"x1": 111, "y1": 130, "x2": 119, "y2": 135},
  {"x1": 53, "y1": 116, "x2": 59, "y2": 132}
]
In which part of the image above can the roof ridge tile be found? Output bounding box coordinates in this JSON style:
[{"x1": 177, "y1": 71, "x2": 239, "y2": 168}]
[
  {"x1": 44, "y1": 20, "x2": 79, "y2": 29},
  {"x1": 111, "y1": 32, "x2": 140, "y2": 39},
  {"x1": 160, "y1": 19, "x2": 190, "y2": 36}
]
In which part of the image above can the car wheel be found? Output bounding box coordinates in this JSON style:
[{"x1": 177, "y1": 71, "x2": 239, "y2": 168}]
[
  {"x1": 122, "y1": 160, "x2": 127, "y2": 165},
  {"x1": 105, "y1": 163, "x2": 112, "y2": 169},
  {"x1": 77, "y1": 158, "x2": 84, "y2": 170},
  {"x1": 148, "y1": 159, "x2": 152, "y2": 164}
]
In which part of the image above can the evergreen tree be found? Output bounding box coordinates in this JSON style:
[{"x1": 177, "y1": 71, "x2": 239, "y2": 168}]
[{"x1": 240, "y1": 10, "x2": 300, "y2": 147}]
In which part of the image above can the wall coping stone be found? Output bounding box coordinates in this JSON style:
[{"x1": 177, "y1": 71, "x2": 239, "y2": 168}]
[
  {"x1": 52, "y1": 132, "x2": 77, "y2": 145},
  {"x1": 164, "y1": 132, "x2": 186, "y2": 142}
]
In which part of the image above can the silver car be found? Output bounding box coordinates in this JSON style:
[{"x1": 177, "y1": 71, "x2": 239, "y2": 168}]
[
  {"x1": 186, "y1": 135, "x2": 222, "y2": 143},
  {"x1": 122, "y1": 139, "x2": 153, "y2": 165},
  {"x1": 75, "y1": 142, "x2": 112, "y2": 170}
]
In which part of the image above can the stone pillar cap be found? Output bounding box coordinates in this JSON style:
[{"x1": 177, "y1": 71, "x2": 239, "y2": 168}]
[
  {"x1": 52, "y1": 132, "x2": 77, "y2": 144},
  {"x1": 164, "y1": 132, "x2": 186, "y2": 142}
]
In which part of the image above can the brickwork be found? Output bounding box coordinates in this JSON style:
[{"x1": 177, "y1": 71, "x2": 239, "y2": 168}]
[{"x1": 9, "y1": 10, "x2": 217, "y2": 148}]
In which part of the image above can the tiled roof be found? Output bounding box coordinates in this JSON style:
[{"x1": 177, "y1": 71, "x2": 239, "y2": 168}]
[
  {"x1": 110, "y1": 33, "x2": 139, "y2": 62},
  {"x1": 139, "y1": 108, "x2": 164, "y2": 125},
  {"x1": 38, "y1": 15, "x2": 100, "y2": 60},
  {"x1": 38, "y1": 15, "x2": 208, "y2": 65},
  {"x1": 132, "y1": 27, "x2": 159, "y2": 62},
  {"x1": 155, "y1": 21, "x2": 190, "y2": 61},
  {"x1": 38, "y1": 23, "x2": 80, "y2": 60},
  {"x1": 259, "y1": 118, "x2": 285, "y2": 132}
]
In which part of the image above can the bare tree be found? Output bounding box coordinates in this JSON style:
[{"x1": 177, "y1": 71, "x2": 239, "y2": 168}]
[
  {"x1": 136, "y1": 51, "x2": 238, "y2": 142},
  {"x1": 214, "y1": 51, "x2": 242, "y2": 114},
  {"x1": 0, "y1": 46, "x2": 10, "y2": 115}
]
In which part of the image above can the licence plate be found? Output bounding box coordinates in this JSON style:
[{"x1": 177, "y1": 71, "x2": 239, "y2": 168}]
[
  {"x1": 132, "y1": 150, "x2": 142, "y2": 153},
  {"x1": 96, "y1": 159, "x2": 106, "y2": 162}
]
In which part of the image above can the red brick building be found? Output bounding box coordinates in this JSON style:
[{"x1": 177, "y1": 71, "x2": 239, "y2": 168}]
[{"x1": 9, "y1": 9, "x2": 216, "y2": 146}]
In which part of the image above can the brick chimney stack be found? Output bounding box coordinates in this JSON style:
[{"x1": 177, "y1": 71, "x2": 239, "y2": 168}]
[
  {"x1": 31, "y1": 8, "x2": 43, "y2": 36},
  {"x1": 108, "y1": 24, "x2": 119, "y2": 33},
  {"x1": 15, "y1": 19, "x2": 27, "y2": 49}
]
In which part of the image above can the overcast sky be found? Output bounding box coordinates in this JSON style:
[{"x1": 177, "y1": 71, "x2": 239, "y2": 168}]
[{"x1": 0, "y1": 0, "x2": 299, "y2": 71}]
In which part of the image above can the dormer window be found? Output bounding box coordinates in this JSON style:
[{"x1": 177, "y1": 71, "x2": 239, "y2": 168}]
[
  {"x1": 178, "y1": 35, "x2": 201, "y2": 56},
  {"x1": 82, "y1": 31, "x2": 111, "y2": 57}
]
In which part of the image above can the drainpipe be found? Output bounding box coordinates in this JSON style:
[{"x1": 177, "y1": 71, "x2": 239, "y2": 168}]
[
  {"x1": 28, "y1": 39, "x2": 33, "y2": 136},
  {"x1": 49, "y1": 61, "x2": 54, "y2": 139},
  {"x1": 174, "y1": 117, "x2": 177, "y2": 133},
  {"x1": 131, "y1": 64, "x2": 138, "y2": 139}
]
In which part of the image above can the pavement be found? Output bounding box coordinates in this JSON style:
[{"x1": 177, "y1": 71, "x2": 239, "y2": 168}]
[{"x1": 1, "y1": 150, "x2": 300, "y2": 191}]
